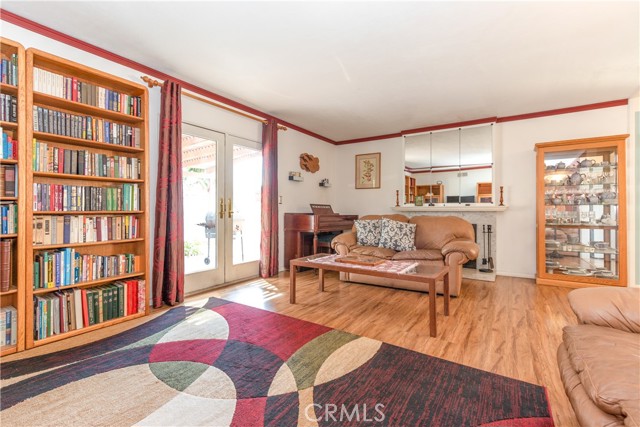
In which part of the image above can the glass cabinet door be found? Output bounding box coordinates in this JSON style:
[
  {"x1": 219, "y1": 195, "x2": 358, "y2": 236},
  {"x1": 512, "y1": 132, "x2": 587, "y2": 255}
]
[{"x1": 536, "y1": 135, "x2": 627, "y2": 286}]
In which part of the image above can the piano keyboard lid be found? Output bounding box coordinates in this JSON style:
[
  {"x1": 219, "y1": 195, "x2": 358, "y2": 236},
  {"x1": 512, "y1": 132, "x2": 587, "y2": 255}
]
[{"x1": 310, "y1": 204, "x2": 334, "y2": 215}]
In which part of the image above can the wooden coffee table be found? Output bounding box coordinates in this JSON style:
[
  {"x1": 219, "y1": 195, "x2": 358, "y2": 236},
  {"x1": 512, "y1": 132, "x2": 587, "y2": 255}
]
[{"x1": 289, "y1": 254, "x2": 450, "y2": 337}]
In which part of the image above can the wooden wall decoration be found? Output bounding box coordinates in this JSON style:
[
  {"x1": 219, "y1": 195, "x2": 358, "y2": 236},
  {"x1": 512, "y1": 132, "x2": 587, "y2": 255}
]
[{"x1": 300, "y1": 153, "x2": 320, "y2": 173}]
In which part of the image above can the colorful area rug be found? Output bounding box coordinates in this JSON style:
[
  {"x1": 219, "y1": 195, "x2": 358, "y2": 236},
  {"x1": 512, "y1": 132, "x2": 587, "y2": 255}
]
[{"x1": 0, "y1": 297, "x2": 554, "y2": 426}]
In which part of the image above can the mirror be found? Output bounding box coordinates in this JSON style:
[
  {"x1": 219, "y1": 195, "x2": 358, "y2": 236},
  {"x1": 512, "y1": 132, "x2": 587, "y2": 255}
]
[{"x1": 404, "y1": 124, "x2": 493, "y2": 205}]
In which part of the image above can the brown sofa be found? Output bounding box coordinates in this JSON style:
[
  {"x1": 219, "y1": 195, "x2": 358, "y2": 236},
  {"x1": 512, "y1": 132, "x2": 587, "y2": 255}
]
[
  {"x1": 558, "y1": 287, "x2": 640, "y2": 426},
  {"x1": 331, "y1": 214, "x2": 479, "y2": 296}
]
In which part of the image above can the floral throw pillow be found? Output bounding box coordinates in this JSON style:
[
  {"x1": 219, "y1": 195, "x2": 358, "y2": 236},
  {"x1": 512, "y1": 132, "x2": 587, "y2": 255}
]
[
  {"x1": 354, "y1": 219, "x2": 382, "y2": 246},
  {"x1": 378, "y1": 218, "x2": 416, "y2": 251}
]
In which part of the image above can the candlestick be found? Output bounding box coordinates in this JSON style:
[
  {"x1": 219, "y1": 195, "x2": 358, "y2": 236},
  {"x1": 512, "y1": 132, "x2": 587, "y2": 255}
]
[
  {"x1": 395, "y1": 190, "x2": 400, "y2": 207},
  {"x1": 499, "y1": 186, "x2": 504, "y2": 206}
]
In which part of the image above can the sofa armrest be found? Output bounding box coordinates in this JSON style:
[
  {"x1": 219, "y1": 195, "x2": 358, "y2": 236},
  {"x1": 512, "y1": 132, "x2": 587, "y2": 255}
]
[
  {"x1": 568, "y1": 287, "x2": 640, "y2": 333},
  {"x1": 441, "y1": 239, "x2": 479, "y2": 264},
  {"x1": 331, "y1": 231, "x2": 357, "y2": 255}
]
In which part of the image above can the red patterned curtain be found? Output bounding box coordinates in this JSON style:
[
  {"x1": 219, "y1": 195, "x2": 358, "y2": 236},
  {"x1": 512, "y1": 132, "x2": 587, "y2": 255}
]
[
  {"x1": 260, "y1": 118, "x2": 279, "y2": 277},
  {"x1": 152, "y1": 80, "x2": 184, "y2": 307}
]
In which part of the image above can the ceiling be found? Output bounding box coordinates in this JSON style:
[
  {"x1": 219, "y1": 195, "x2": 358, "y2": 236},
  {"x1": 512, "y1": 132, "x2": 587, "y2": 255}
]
[{"x1": 3, "y1": 1, "x2": 639, "y2": 142}]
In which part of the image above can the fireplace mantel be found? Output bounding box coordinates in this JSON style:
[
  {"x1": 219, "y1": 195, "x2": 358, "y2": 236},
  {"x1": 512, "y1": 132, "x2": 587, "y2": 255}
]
[{"x1": 392, "y1": 205, "x2": 508, "y2": 213}]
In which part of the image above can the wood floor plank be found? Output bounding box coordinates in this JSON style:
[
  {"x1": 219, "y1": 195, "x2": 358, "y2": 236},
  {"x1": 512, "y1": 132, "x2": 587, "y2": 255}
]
[{"x1": 2, "y1": 272, "x2": 580, "y2": 426}]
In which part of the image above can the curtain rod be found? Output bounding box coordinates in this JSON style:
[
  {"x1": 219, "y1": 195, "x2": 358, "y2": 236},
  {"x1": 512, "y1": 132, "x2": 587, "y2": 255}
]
[{"x1": 141, "y1": 76, "x2": 287, "y2": 131}]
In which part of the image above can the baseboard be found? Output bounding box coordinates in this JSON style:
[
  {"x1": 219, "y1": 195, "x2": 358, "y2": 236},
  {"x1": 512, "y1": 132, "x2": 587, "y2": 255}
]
[{"x1": 496, "y1": 271, "x2": 536, "y2": 279}]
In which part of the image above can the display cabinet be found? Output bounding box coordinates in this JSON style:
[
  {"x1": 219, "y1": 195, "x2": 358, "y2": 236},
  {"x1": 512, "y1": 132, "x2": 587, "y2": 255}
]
[{"x1": 535, "y1": 135, "x2": 627, "y2": 287}]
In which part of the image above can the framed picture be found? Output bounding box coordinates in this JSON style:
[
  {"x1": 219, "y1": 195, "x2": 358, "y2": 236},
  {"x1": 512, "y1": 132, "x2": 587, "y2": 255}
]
[{"x1": 355, "y1": 152, "x2": 381, "y2": 189}]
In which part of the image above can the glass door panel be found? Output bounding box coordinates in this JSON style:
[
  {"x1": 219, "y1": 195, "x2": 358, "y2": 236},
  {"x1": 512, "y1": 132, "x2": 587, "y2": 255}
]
[
  {"x1": 224, "y1": 136, "x2": 261, "y2": 282},
  {"x1": 182, "y1": 124, "x2": 224, "y2": 293}
]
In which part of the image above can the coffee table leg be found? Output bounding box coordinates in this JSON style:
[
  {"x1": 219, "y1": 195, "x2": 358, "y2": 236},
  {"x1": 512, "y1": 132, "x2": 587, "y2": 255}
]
[
  {"x1": 319, "y1": 268, "x2": 325, "y2": 291},
  {"x1": 443, "y1": 270, "x2": 450, "y2": 316},
  {"x1": 429, "y1": 280, "x2": 436, "y2": 337},
  {"x1": 290, "y1": 264, "x2": 297, "y2": 304}
]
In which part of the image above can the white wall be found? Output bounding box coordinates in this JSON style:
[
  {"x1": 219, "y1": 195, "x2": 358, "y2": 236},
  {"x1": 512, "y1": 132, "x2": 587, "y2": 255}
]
[
  {"x1": 332, "y1": 106, "x2": 635, "y2": 281},
  {"x1": 277, "y1": 128, "x2": 338, "y2": 270},
  {"x1": 333, "y1": 137, "x2": 405, "y2": 214},
  {"x1": 495, "y1": 105, "x2": 631, "y2": 278},
  {"x1": 4, "y1": 21, "x2": 637, "y2": 282}
]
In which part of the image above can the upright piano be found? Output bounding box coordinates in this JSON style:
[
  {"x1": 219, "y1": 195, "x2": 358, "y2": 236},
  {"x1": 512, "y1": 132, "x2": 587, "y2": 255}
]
[{"x1": 284, "y1": 207, "x2": 357, "y2": 269}]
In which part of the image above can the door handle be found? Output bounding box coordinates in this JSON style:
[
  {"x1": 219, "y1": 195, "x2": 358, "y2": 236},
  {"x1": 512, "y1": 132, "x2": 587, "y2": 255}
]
[
  {"x1": 219, "y1": 198, "x2": 225, "y2": 219},
  {"x1": 227, "y1": 198, "x2": 233, "y2": 218}
]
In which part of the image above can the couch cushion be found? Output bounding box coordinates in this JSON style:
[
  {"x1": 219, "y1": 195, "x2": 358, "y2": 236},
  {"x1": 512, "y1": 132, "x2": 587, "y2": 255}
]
[
  {"x1": 354, "y1": 219, "x2": 382, "y2": 246},
  {"x1": 563, "y1": 324, "x2": 640, "y2": 422},
  {"x1": 350, "y1": 245, "x2": 397, "y2": 259},
  {"x1": 378, "y1": 218, "x2": 417, "y2": 252},
  {"x1": 557, "y1": 344, "x2": 624, "y2": 427},
  {"x1": 410, "y1": 216, "x2": 474, "y2": 249},
  {"x1": 569, "y1": 287, "x2": 640, "y2": 333},
  {"x1": 392, "y1": 249, "x2": 442, "y2": 261},
  {"x1": 351, "y1": 214, "x2": 409, "y2": 233}
]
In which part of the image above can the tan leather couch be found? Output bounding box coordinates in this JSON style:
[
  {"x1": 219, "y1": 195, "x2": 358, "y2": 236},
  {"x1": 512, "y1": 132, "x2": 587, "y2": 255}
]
[
  {"x1": 558, "y1": 287, "x2": 640, "y2": 426},
  {"x1": 331, "y1": 214, "x2": 479, "y2": 296}
]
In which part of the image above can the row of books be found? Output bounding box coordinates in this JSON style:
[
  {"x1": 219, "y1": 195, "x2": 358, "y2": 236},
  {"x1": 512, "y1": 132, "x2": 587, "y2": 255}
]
[
  {"x1": 32, "y1": 139, "x2": 141, "y2": 179},
  {"x1": 0, "y1": 306, "x2": 17, "y2": 346},
  {"x1": 0, "y1": 240, "x2": 12, "y2": 292},
  {"x1": 33, "y1": 214, "x2": 140, "y2": 246},
  {"x1": 33, "y1": 67, "x2": 142, "y2": 117},
  {"x1": 33, "y1": 279, "x2": 145, "y2": 340},
  {"x1": 33, "y1": 250, "x2": 140, "y2": 289},
  {"x1": 1, "y1": 94, "x2": 17, "y2": 123},
  {"x1": 1, "y1": 204, "x2": 18, "y2": 235},
  {"x1": 32, "y1": 106, "x2": 141, "y2": 148},
  {"x1": 1, "y1": 127, "x2": 18, "y2": 160},
  {"x1": 0, "y1": 164, "x2": 17, "y2": 197},
  {"x1": 33, "y1": 183, "x2": 140, "y2": 212},
  {"x1": 1, "y1": 54, "x2": 18, "y2": 86}
]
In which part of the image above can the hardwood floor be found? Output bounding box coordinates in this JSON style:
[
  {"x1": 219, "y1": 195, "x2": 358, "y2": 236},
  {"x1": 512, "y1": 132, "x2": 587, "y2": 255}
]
[{"x1": 2, "y1": 272, "x2": 580, "y2": 426}]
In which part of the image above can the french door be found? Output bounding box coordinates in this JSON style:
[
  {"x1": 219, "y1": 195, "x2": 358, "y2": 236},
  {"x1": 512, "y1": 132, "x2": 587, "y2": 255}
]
[{"x1": 181, "y1": 123, "x2": 262, "y2": 294}]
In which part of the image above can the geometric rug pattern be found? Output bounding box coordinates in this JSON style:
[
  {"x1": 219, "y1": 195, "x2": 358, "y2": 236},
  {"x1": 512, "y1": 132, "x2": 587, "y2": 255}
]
[{"x1": 0, "y1": 297, "x2": 554, "y2": 426}]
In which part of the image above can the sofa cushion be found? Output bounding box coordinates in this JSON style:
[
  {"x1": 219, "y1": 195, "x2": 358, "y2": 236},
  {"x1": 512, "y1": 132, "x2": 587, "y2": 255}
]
[
  {"x1": 378, "y1": 218, "x2": 417, "y2": 252},
  {"x1": 392, "y1": 249, "x2": 442, "y2": 261},
  {"x1": 569, "y1": 287, "x2": 640, "y2": 333},
  {"x1": 410, "y1": 216, "x2": 474, "y2": 250},
  {"x1": 351, "y1": 214, "x2": 409, "y2": 233},
  {"x1": 350, "y1": 245, "x2": 397, "y2": 259},
  {"x1": 354, "y1": 219, "x2": 382, "y2": 246},
  {"x1": 563, "y1": 324, "x2": 640, "y2": 421}
]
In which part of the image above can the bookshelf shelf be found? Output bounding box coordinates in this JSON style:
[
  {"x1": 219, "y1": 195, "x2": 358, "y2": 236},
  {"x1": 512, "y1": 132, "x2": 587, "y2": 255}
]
[
  {"x1": 24, "y1": 48, "x2": 149, "y2": 350},
  {"x1": 0, "y1": 121, "x2": 18, "y2": 130},
  {"x1": 32, "y1": 271, "x2": 145, "y2": 295},
  {"x1": 33, "y1": 92, "x2": 144, "y2": 124},
  {"x1": 33, "y1": 131, "x2": 144, "y2": 153},
  {"x1": 0, "y1": 287, "x2": 18, "y2": 296},
  {"x1": 0, "y1": 37, "x2": 26, "y2": 355},
  {"x1": 33, "y1": 237, "x2": 144, "y2": 250},
  {"x1": 0, "y1": 82, "x2": 18, "y2": 94},
  {"x1": 33, "y1": 311, "x2": 147, "y2": 347},
  {"x1": 0, "y1": 344, "x2": 17, "y2": 357},
  {"x1": 34, "y1": 210, "x2": 144, "y2": 215},
  {"x1": 33, "y1": 172, "x2": 144, "y2": 183}
]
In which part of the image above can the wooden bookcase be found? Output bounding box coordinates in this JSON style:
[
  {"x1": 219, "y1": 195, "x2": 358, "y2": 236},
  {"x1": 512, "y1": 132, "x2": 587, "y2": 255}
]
[
  {"x1": 404, "y1": 176, "x2": 416, "y2": 204},
  {"x1": 416, "y1": 184, "x2": 444, "y2": 203},
  {"x1": 535, "y1": 135, "x2": 627, "y2": 288},
  {"x1": 23, "y1": 49, "x2": 149, "y2": 349},
  {"x1": 476, "y1": 182, "x2": 492, "y2": 203},
  {"x1": 0, "y1": 38, "x2": 26, "y2": 356}
]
